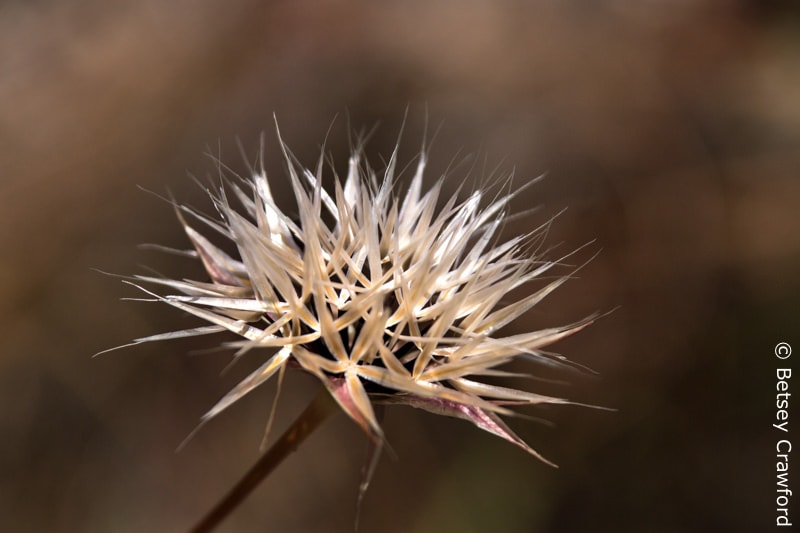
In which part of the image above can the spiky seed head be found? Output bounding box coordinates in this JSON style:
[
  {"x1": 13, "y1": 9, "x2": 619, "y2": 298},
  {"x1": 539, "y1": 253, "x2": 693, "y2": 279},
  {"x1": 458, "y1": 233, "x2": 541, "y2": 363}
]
[{"x1": 125, "y1": 126, "x2": 593, "y2": 465}]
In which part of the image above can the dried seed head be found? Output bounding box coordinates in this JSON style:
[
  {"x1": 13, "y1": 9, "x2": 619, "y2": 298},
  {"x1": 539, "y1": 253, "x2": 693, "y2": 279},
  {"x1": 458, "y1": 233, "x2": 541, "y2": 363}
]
[{"x1": 125, "y1": 125, "x2": 594, "y2": 465}]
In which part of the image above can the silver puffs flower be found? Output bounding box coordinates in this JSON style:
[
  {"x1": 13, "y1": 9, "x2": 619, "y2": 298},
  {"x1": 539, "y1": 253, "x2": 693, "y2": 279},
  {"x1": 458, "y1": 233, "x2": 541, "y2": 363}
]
[{"x1": 125, "y1": 126, "x2": 594, "y2": 467}]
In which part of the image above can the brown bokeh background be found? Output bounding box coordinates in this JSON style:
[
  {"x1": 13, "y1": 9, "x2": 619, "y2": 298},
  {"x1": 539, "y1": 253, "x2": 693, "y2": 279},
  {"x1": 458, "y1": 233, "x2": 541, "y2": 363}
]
[{"x1": 2, "y1": 1, "x2": 798, "y2": 531}]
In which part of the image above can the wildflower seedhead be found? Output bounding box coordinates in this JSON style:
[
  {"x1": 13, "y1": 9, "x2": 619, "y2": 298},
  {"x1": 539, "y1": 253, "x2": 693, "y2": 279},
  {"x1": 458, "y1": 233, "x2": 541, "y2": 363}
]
[{"x1": 125, "y1": 126, "x2": 593, "y2": 466}]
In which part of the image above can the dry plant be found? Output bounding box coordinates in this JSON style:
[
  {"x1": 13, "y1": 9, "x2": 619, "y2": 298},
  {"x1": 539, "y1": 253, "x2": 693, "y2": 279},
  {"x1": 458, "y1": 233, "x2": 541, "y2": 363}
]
[{"x1": 108, "y1": 120, "x2": 598, "y2": 531}]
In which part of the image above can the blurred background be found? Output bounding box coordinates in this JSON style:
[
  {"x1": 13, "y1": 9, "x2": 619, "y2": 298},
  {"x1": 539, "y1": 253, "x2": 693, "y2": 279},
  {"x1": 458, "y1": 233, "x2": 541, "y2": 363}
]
[{"x1": 2, "y1": 1, "x2": 799, "y2": 531}]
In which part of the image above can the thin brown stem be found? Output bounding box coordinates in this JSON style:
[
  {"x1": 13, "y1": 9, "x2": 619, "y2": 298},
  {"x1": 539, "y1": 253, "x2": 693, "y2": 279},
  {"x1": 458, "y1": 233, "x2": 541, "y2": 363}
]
[{"x1": 188, "y1": 389, "x2": 338, "y2": 533}]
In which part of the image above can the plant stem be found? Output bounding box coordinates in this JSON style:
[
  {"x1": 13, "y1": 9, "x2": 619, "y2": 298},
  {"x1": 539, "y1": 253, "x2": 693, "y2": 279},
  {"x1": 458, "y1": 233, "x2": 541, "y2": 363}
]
[{"x1": 188, "y1": 389, "x2": 338, "y2": 533}]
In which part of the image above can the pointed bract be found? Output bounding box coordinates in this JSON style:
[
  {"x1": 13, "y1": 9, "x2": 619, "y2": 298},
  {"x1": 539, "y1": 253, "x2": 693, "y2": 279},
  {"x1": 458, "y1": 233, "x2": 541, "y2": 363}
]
[{"x1": 128, "y1": 128, "x2": 594, "y2": 466}]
